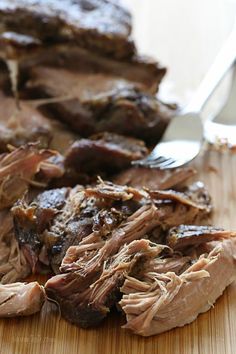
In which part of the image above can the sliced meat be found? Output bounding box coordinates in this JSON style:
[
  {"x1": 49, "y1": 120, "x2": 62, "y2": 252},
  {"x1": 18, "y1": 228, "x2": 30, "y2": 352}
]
[
  {"x1": 166, "y1": 225, "x2": 231, "y2": 250},
  {"x1": 24, "y1": 66, "x2": 172, "y2": 142},
  {"x1": 65, "y1": 132, "x2": 148, "y2": 174},
  {"x1": 114, "y1": 166, "x2": 196, "y2": 190},
  {"x1": 120, "y1": 237, "x2": 236, "y2": 336},
  {"x1": 0, "y1": 144, "x2": 57, "y2": 209},
  {"x1": 0, "y1": 0, "x2": 134, "y2": 60},
  {"x1": 45, "y1": 239, "x2": 164, "y2": 327},
  {"x1": 28, "y1": 46, "x2": 165, "y2": 94},
  {"x1": 0, "y1": 281, "x2": 45, "y2": 317},
  {"x1": 0, "y1": 91, "x2": 52, "y2": 151}
]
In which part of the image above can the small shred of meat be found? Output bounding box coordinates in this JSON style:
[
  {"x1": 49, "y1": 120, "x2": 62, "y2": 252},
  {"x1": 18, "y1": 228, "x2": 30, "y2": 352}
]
[
  {"x1": 0, "y1": 210, "x2": 30, "y2": 284},
  {"x1": 120, "y1": 237, "x2": 236, "y2": 336},
  {"x1": 0, "y1": 281, "x2": 45, "y2": 317},
  {"x1": 0, "y1": 144, "x2": 57, "y2": 209}
]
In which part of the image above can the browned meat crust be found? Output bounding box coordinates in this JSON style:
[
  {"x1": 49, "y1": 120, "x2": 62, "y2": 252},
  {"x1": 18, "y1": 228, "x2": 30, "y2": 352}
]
[
  {"x1": 65, "y1": 132, "x2": 148, "y2": 174},
  {"x1": 0, "y1": 0, "x2": 134, "y2": 60}
]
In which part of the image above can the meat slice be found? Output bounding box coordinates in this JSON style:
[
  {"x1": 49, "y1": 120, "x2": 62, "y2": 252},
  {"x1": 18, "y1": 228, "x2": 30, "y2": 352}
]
[
  {"x1": 24, "y1": 66, "x2": 172, "y2": 142},
  {"x1": 38, "y1": 46, "x2": 165, "y2": 93},
  {"x1": 0, "y1": 91, "x2": 52, "y2": 151},
  {"x1": 0, "y1": 144, "x2": 58, "y2": 209},
  {"x1": 65, "y1": 132, "x2": 148, "y2": 174},
  {"x1": 0, "y1": 0, "x2": 134, "y2": 60},
  {"x1": 166, "y1": 225, "x2": 231, "y2": 250},
  {"x1": 114, "y1": 166, "x2": 196, "y2": 190},
  {"x1": 46, "y1": 239, "x2": 165, "y2": 327},
  {"x1": 120, "y1": 236, "x2": 236, "y2": 336},
  {"x1": 0, "y1": 281, "x2": 45, "y2": 317}
]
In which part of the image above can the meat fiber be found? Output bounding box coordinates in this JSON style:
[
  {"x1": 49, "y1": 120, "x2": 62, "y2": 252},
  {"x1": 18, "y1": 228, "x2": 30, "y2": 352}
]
[
  {"x1": 0, "y1": 144, "x2": 59, "y2": 209},
  {"x1": 43, "y1": 179, "x2": 211, "y2": 327},
  {"x1": 0, "y1": 210, "x2": 30, "y2": 283},
  {"x1": 120, "y1": 236, "x2": 236, "y2": 336},
  {"x1": 0, "y1": 281, "x2": 45, "y2": 317},
  {"x1": 46, "y1": 239, "x2": 165, "y2": 327}
]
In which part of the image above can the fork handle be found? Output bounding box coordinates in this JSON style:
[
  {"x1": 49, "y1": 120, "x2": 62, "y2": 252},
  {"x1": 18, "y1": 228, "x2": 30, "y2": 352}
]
[{"x1": 183, "y1": 22, "x2": 236, "y2": 114}]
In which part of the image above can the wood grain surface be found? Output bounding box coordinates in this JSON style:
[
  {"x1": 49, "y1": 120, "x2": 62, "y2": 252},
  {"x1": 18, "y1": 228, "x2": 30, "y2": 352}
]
[
  {"x1": 1, "y1": 1, "x2": 236, "y2": 353},
  {"x1": 1, "y1": 148, "x2": 236, "y2": 354}
]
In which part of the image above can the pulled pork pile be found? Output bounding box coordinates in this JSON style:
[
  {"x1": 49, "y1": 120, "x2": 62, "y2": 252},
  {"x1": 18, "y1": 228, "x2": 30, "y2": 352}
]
[{"x1": 0, "y1": 0, "x2": 235, "y2": 338}]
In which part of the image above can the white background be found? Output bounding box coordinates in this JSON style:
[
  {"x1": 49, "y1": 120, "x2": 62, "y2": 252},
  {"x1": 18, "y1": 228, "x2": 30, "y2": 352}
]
[{"x1": 125, "y1": 0, "x2": 236, "y2": 106}]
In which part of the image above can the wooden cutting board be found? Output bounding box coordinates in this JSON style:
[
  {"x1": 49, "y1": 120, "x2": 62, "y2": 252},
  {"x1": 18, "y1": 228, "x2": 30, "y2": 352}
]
[{"x1": 0, "y1": 148, "x2": 236, "y2": 354}]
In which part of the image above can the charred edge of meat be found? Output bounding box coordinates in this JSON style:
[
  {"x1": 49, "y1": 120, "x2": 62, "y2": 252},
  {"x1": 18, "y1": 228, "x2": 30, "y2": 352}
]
[
  {"x1": 12, "y1": 187, "x2": 69, "y2": 273},
  {"x1": 166, "y1": 224, "x2": 233, "y2": 250},
  {"x1": 0, "y1": 0, "x2": 135, "y2": 60}
]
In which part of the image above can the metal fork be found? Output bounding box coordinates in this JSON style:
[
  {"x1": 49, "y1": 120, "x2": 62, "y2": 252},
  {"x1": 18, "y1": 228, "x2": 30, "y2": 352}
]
[{"x1": 133, "y1": 24, "x2": 236, "y2": 169}]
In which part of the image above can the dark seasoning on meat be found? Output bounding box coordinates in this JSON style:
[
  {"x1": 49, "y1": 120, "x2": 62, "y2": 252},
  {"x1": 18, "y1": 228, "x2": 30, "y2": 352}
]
[{"x1": 0, "y1": 0, "x2": 234, "y2": 338}]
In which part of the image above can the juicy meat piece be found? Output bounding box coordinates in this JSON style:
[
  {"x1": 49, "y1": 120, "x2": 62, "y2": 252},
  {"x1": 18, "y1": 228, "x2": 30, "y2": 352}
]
[
  {"x1": 24, "y1": 66, "x2": 172, "y2": 142},
  {"x1": 0, "y1": 144, "x2": 57, "y2": 209},
  {"x1": 34, "y1": 46, "x2": 165, "y2": 93},
  {"x1": 0, "y1": 0, "x2": 134, "y2": 60},
  {"x1": 0, "y1": 91, "x2": 52, "y2": 151},
  {"x1": 0, "y1": 210, "x2": 30, "y2": 284},
  {"x1": 120, "y1": 237, "x2": 236, "y2": 336},
  {"x1": 45, "y1": 239, "x2": 164, "y2": 328},
  {"x1": 0, "y1": 281, "x2": 45, "y2": 317},
  {"x1": 12, "y1": 187, "x2": 70, "y2": 273},
  {"x1": 65, "y1": 132, "x2": 148, "y2": 174},
  {"x1": 114, "y1": 166, "x2": 196, "y2": 190},
  {"x1": 166, "y1": 225, "x2": 231, "y2": 250}
]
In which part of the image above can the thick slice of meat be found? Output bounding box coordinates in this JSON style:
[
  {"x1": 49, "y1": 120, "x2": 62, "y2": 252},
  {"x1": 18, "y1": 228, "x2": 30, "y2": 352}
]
[
  {"x1": 24, "y1": 66, "x2": 172, "y2": 142},
  {"x1": 31, "y1": 46, "x2": 165, "y2": 93},
  {"x1": 0, "y1": 281, "x2": 45, "y2": 317},
  {"x1": 114, "y1": 166, "x2": 196, "y2": 190},
  {"x1": 0, "y1": 210, "x2": 30, "y2": 284},
  {"x1": 45, "y1": 239, "x2": 165, "y2": 327},
  {"x1": 0, "y1": 91, "x2": 52, "y2": 151},
  {"x1": 0, "y1": 144, "x2": 58, "y2": 209},
  {"x1": 65, "y1": 132, "x2": 148, "y2": 174},
  {"x1": 120, "y1": 236, "x2": 236, "y2": 336},
  {"x1": 166, "y1": 225, "x2": 232, "y2": 250},
  {"x1": 0, "y1": 0, "x2": 134, "y2": 60}
]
